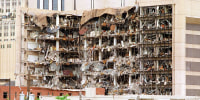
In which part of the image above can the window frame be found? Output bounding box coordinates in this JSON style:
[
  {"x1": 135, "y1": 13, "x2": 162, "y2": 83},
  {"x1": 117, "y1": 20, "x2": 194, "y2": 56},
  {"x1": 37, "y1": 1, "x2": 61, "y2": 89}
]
[
  {"x1": 43, "y1": 0, "x2": 49, "y2": 9},
  {"x1": 37, "y1": 0, "x2": 40, "y2": 9},
  {"x1": 61, "y1": 0, "x2": 64, "y2": 11},
  {"x1": 52, "y1": 0, "x2": 58, "y2": 10}
]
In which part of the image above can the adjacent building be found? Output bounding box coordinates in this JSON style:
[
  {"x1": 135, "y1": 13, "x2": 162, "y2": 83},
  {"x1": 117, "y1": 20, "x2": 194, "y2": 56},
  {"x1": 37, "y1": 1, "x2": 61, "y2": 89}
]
[{"x1": 0, "y1": 0, "x2": 24, "y2": 83}]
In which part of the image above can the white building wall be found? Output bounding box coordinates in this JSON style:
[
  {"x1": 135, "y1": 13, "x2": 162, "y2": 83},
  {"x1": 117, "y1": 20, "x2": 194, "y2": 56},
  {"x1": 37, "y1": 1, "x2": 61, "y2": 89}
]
[
  {"x1": 76, "y1": 0, "x2": 91, "y2": 10},
  {"x1": 93, "y1": 0, "x2": 105, "y2": 9},
  {"x1": 64, "y1": 0, "x2": 74, "y2": 11},
  {"x1": 28, "y1": 0, "x2": 37, "y2": 9}
]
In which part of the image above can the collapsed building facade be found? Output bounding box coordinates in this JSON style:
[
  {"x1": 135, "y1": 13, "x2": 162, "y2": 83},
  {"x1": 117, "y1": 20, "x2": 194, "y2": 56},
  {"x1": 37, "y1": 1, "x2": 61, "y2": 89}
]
[
  {"x1": 80, "y1": 5, "x2": 172, "y2": 95},
  {"x1": 15, "y1": 5, "x2": 173, "y2": 95},
  {"x1": 13, "y1": 0, "x2": 200, "y2": 97}
]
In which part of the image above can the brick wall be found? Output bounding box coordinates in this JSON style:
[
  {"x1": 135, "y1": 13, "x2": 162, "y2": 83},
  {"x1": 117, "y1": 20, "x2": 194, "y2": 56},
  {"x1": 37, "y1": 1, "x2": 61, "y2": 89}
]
[
  {"x1": 96, "y1": 88, "x2": 105, "y2": 95},
  {"x1": 0, "y1": 86, "x2": 85, "y2": 100}
]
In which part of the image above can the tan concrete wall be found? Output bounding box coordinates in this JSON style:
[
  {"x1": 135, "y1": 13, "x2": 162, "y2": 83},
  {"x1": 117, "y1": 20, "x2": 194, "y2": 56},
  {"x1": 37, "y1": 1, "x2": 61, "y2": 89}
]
[
  {"x1": 173, "y1": 0, "x2": 186, "y2": 96},
  {"x1": 15, "y1": 7, "x2": 22, "y2": 86},
  {"x1": 0, "y1": 20, "x2": 16, "y2": 81},
  {"x1": 186, "y1": 0, "x2": 200, "y2": 17}
]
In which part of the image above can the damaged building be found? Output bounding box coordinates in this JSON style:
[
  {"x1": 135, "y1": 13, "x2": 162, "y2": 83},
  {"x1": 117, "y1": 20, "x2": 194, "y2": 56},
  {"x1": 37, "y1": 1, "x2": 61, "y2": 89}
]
[
  {"x1": 79, "y1": 5, "x2": 172, "y2": 95},
  {"x1": 15, "y1": 0, "x2": 200, "y2": 97},
  {"x1": 15, "y1": 5, "x2": 172, "y2": 95}
]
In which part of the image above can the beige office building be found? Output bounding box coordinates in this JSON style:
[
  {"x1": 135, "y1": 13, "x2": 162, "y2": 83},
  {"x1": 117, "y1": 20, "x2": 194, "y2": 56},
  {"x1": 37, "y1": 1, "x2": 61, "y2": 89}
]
[{"x1": 0, "y1": 0, "x2": 24, "y2": 83}]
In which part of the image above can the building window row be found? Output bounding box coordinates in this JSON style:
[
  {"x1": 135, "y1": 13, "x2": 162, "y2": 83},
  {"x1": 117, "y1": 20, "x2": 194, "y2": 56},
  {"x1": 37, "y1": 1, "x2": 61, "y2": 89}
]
[
  {"x1": 0, "y1": 44, "x2": 11, "y2": 48},
  {"x1": 37, "y1": 0, "x2": 64, "y2": 11},
  {"x1": 0, "y1": 39, "x2": 15, "y2": 41},
  {"x1": 0, "y1": 32, "x2": 14, "y2": 37}
]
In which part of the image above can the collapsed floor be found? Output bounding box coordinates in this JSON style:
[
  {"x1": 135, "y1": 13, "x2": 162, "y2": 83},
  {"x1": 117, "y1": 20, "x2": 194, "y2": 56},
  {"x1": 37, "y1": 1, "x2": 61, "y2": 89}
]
[{"x1": 22, "y1": 4, "x2": 172, "y2": 95}]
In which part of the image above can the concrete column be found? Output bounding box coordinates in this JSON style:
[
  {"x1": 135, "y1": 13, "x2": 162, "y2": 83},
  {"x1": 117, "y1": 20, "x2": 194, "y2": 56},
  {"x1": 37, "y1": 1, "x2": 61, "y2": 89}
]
[
  {"x1": 113, "y1": 58, "x2": 117, "y2": 86},
  {"x1": 56, "y1": 15, "x2": 59, "y2": 63},
  {"x1": 154, "y1": 60, "x2": 159, "y2": 71},
  {"x1": 129, "y1": 74, "x2": 132, "y2": 86},
  {"x1": 56, "y1": 15, "x2": 59, "y2": 51},
  {"x1": 156, "y1": 6, "x2": 159, "y2": 15},
  {"x1": 129, "y1": 36, "x2": 132, "y2": 57},
  {"x1": 114, "y1": 75, "x2": 117, "y2": 86},
  {"x1": 10, "y1": 0, "x2": 12, "y2": 12},
  {"x1": 16, "y1": 0, "x2": 18, "y2": 7},
  {"x1": 49, "y1": 0, "x2": 52, "y2": 10},
  {"x1": 114, "y1": 37, "x2": 117, "y2": 46},
  {"x1": 84, "y1": 39, "x2": 87, "y2": 59},
  {"x1": 40, "y1": 0, "x2": 43, "y2": 9},
  {"x1": 25, "y1": 0, "x2": 28, "y2": 8},
  {"x1": 8, "y1": 22, "x2": 10, "y2": 39},
  {"x1": 20, "y1": 13, "x2": 25, "y2": 86},
  {"x1": 84, "y1": 39, "x2": 87, "y2": 49},
  {"x1": 58, "y1": 0, "x2": 61, "y2": 11},
  {"x1": 99, "y1": 79, "x2": 102, "y2": 82},
  {"x1": 114, "y1": 36, "x2": 117, "y2": 56},
  {"x1": 99, "y1": 37, "x2": 102, "y2": 61}
]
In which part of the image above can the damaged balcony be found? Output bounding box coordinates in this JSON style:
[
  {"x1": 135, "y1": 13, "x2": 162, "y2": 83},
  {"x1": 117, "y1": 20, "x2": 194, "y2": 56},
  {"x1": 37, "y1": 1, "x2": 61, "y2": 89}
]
[{"x1": 23, "y1": 11, "x2": 82, "y2": 89}]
